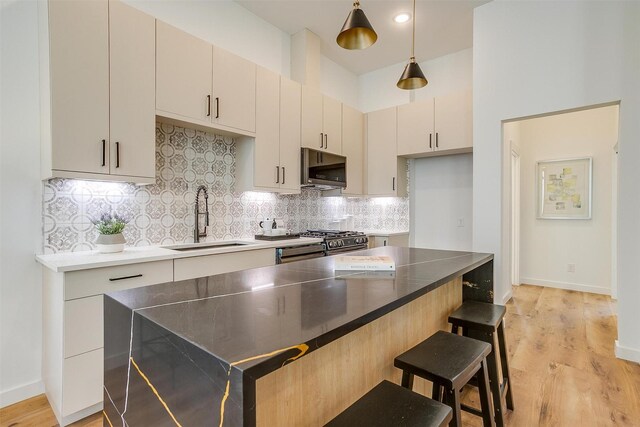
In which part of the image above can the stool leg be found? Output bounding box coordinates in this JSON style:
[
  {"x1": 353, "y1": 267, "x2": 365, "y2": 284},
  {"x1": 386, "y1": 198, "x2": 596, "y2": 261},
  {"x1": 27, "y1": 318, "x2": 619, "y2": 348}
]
[
  {"x1": 444, "y1": 388, "x2": 462, "y2": 427},
  {"x1": 401, "y1": 371, "x2": 414, "y2": 390},
  {"x1": 498, "y1": 321, "x2": 515, "y2": 410},
  {"x1": 432, "y1": 381, "x2": 442, "y2": 402},
  {"x1": 477, "y1": 358, "x2": 496, "y2": 427},
  {"x1": 452, "y1": 324, "x2": 459, "y2": 335},
  {"x1": 486, "y1": 332, "x2": 506, "y2": 427}
]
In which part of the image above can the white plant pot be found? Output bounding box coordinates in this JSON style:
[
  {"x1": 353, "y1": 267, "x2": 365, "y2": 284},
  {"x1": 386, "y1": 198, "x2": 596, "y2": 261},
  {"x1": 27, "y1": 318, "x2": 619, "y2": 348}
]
[{"x1": 96, "y1": 233, "x2": 126, "y2": 254}]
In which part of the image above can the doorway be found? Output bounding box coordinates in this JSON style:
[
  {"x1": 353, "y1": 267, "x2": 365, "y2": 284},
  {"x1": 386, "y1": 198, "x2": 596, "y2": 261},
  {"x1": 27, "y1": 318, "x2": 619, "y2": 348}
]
[{"x1": 504, "y1": 103, "x2": 619, "y2": 297}]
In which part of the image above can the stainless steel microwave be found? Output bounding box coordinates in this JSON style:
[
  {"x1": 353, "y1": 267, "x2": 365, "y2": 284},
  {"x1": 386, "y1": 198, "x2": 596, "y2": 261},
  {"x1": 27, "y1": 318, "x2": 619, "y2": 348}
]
[{"x1": 301, "y1": 148, "x2": 347, "y2": 189}]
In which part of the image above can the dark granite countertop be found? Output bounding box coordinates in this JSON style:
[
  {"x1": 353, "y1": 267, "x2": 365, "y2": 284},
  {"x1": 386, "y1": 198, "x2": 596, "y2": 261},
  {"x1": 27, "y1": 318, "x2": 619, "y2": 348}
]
[{"x1": 106, "y1": 247, "x2": 492, "y2": 380}]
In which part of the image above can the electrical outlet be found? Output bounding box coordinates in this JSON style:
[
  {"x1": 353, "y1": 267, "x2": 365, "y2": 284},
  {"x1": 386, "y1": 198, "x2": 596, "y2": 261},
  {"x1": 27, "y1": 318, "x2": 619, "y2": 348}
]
[
  {"x1": 567, "y1": 263, "x2": 576, "y2": 273},
  {"x1": 457, "y1": 218, "x2": 464, "y2": 227}
]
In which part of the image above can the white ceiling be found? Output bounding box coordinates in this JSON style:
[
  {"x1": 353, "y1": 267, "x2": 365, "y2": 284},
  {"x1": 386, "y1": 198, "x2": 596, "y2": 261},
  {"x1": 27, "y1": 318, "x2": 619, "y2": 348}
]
[{"x1": 235, "y1": 0, "x2": 490, "y2": 75}]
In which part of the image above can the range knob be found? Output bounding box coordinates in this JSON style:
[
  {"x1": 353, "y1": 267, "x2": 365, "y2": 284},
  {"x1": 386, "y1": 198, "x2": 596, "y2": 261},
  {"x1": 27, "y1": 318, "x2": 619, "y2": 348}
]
[
  {"x1": 338, "y1": 240, "x2": 344, "y2": 247},
  {"x1": 329, "y1": 241, "x2": 336, "y2": 248}
]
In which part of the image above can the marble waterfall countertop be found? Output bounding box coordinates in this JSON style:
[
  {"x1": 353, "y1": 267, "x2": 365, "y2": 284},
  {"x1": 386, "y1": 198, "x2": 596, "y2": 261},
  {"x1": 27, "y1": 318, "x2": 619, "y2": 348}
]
[
  {"x1": 35, "y1": 237, "x2": 323, "y2": 272},
  {"x1": 103, "y1": 246, "x2": 493, "y2": 426}
]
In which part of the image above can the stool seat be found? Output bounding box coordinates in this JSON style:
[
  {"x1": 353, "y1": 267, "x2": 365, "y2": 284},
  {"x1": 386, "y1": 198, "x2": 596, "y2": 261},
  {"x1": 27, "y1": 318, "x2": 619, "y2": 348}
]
[
  {"x1": 448, "y1": 301, "x2": 506, "y2": 333},
  {"x1": 325, "y1": 380, "x2": 452, "y2": 427},
  {"x1": 395, "y1": 330, "x2": 491, "y2": 390}
]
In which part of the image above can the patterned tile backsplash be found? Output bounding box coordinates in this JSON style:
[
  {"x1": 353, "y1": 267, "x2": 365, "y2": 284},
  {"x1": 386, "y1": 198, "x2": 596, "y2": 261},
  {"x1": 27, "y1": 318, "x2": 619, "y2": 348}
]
[{"x1": 42, "y1": 123, "x2": 409, "y2": 253}]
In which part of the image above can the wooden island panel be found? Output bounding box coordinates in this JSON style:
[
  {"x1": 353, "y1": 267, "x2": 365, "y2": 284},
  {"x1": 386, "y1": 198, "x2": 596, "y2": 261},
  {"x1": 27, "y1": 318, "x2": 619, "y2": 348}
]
[{"x1": 256, "y1": 277, "x2": 462, "y2": 426}]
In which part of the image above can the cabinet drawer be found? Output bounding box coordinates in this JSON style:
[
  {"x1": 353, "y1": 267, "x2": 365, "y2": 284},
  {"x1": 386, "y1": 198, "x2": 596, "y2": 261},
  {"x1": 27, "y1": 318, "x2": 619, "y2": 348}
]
[
  {"x1": 65, "y1": 260, "x2": 173, "y2": 300},
  {"x1": 64, "y1": 295, "x2": 103, "y2": 358},
  {"x1": 62, "y1": 348, "x2": 103, "y2": 417},
  {"x1": 174, "y1": 249, "x2": 275, "y2": 281}
]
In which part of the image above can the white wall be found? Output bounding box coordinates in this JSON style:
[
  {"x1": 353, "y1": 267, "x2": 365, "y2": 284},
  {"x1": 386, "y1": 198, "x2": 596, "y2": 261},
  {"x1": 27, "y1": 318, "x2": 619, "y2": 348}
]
[
  {"x1": 518, "y1": 106, "x2": 618, "y2": 295},
  {"x1": 123, "y1": 0, "x2": 291, "y2": 77},
  {"x1": 473, "y1": 1, "x2": 640, "y2": 362},
  {"x1": 0, "y1": 0, "x2": 45, "y2": 406},
  {"x1": 410, "y1": 154, "x2": 473, "y2": 251},
  {"x1": 358, "y1": 48, "x2": 472, "y2": 113},
  {"x1": 321, "y1": 55, "x2": 359, "y2": 110}
]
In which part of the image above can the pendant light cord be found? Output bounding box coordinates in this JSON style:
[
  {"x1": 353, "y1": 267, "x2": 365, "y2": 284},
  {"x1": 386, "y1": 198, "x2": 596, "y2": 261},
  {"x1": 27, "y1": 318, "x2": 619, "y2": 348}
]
[{"x1": 411, "y1": 0, "x2": 416, "y2": 59}]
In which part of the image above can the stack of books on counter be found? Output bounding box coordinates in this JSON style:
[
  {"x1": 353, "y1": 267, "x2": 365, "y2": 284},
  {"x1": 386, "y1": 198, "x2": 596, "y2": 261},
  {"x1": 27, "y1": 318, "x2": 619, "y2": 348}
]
[{"x1": 334, "y1": 256, "x2": 396, "y2": 271}]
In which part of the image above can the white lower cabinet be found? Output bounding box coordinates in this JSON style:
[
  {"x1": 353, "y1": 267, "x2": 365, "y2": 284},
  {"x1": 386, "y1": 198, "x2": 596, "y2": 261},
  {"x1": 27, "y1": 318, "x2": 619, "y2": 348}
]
[
  {"x1": 368, "y1": 233, "x2": 410, "y2": 248},
  {"x1": 43, "y1": 260, "x2": 173, "y2": 426},
  {"x1": 42, "y1": 249, "x2": 281, "y2": 425}
]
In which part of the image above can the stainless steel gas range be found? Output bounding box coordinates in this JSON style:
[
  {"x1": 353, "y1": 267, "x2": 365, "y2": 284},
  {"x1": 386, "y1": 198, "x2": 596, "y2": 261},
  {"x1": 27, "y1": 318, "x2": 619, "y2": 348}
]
[
  {"x1": 301, "y1": 230, "x2": 369, "y2": 255},
  {"x1": 275, "y1": 230, "x2": 369, "y2": 264}
]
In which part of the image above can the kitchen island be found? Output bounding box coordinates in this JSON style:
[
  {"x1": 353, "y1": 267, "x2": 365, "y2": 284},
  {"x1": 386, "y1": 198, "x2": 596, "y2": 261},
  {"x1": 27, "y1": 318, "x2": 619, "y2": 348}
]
[{"x1": 103, "y1": 247, "x2": 493, "y2": 426}]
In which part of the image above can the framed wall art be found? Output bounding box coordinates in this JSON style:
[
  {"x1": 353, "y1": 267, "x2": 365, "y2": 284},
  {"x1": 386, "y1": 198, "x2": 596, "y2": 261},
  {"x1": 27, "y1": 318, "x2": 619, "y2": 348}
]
[{"x1": 537, "y1": 157, "x2": 592, "y2": 219}]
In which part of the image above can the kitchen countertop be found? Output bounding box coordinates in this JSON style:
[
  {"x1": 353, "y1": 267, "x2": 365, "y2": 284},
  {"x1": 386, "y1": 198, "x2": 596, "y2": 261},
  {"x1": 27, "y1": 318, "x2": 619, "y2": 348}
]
[
  {"x1": 103, "y1": 246, "x2": 493, "y2": 425},
  {"x1": 35, "y1": 237, "x2": 323, "y2": 273},
  {"x1": 363, "y1": 230, "x2": 409, "y2": 236}
]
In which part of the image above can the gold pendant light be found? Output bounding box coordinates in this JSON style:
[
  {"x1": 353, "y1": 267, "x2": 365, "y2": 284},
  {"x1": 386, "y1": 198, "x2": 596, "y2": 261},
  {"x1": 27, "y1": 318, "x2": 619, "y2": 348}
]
[
  {"x1": 337, "y1": 0, "x2": 378, "y2": 50},
  {"x1": 397, "y1": 0, "x2": 427, "y2": 89}
]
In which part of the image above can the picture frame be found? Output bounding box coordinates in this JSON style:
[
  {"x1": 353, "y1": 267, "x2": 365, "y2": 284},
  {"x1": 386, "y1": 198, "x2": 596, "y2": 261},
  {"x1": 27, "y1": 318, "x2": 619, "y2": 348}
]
[{"x1": 537, "y1": 157, "x2": 592, "y2": 219}]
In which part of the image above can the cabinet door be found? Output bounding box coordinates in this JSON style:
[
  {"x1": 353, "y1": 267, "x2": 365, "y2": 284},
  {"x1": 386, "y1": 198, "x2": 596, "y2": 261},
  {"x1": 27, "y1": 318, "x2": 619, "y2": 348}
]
[
  {"x1": 301, "y1": 86, "x2": 324, "y2": 150},
  {"x1": 212, "y1": 47, "x2": 256, "y2": 133},
  {"x1": 156, "y1": 21, "x2": 212, "y2": 123},
  {"x1": 109, "y1": 0, "x2": 155, "y2": 178},
  {"x1": 322, "y1": 96, "x2": 342, "y2": 154},
  {"x1": 342, "y1": 105, "x2": 364, "y2": 195},
  {"x1": 434, "y1": 89, "x2": 473, "y2": 152},
  {"x1": 49, "y1": 0, "x2": 110, "y2": 174},
  {"x1": 397, "y1": 98, "x2": 434, "y2": 156},
  {"x1": 279, "y1": 78, "x2": 302, "y2": 192},
  {"x1": 254, "y1": 67, "x2": 281, "y2": 189},
  {"x1": 366, "y1": 107, "x2": 397, "y2": 196}
]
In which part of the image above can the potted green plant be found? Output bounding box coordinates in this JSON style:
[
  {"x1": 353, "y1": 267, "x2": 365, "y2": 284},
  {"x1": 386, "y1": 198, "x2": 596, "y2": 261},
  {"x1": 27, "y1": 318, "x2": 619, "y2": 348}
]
[{"x1": 92, "y1": 212, "x2": 129, "y2": 253}]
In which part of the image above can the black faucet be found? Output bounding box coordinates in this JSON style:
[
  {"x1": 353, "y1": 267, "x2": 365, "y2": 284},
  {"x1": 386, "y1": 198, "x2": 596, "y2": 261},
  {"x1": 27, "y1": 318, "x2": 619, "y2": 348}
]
[{"x1": 194, "y1": 185, "x2": 209, "y2": 243}]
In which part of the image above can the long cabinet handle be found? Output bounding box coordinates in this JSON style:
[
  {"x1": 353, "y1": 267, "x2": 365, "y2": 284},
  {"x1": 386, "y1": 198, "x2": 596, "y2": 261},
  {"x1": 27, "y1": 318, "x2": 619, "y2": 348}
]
[
  {"x1": 429, "y1": 133, "x2": 432, "y2": 149},
  {"x1": 109, "y1": 274, "x2": 142, "y2": 282},
  {"x1": 436, "y1": 132, "x2": 439, "y2": 148},
  {"x1": 320, "y1": 132, "x2": 324, "y2": 148},
  {"x1": 101, "y1": 139, "x2": 106, "y2": 166},
  {"x1": 324, "y1": 133, "x2": 328, "y2": 149},
  {"x1": 206, "y1": 95, "x2": 211, "y2": 117},
  {"x1": 276, "y1": 166, "x2": 280, "y2": 184},
  {"x1": 115, "y1": 142, "x2": 120, "y2": 168},
  {"x1": 215, "y1": 97, "x2": 220, "y2": 119},
  {"x1": 393, "y1": 177, "x2": 396, "y2": 191},
  {"x1": 282, "y1": 166, "x2": 286, "y2": 184}
]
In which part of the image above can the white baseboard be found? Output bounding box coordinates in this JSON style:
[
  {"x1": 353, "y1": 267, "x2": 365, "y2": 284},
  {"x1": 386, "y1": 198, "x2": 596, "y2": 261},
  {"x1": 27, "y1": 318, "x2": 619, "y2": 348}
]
[
  {"x1": 0, "y1": 380, "x2": 44, "y2": 408},
  {"x1": 520, "y1": 277, "x2": 610, "y2": 295},
  {"x1": 615, "y1": 341, "x2": 640, "y2": 363},
  {"x1": 501, "y1": 289, "x2": 513, "y2": 304}
]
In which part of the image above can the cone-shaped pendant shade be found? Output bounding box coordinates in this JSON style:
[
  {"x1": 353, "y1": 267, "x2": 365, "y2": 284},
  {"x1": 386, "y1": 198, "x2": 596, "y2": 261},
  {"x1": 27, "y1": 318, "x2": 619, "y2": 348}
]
[
  {"x1": 397, "y1": 58, "x2": 428, "y2": 89},
  {"x1": 337, "y1": 7, "x2": 378, "y2": 50}
]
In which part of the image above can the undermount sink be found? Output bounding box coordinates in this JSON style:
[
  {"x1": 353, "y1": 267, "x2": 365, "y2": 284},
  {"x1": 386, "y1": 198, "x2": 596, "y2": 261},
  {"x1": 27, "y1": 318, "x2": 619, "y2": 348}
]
[{"x1": 162, "y1": 241, "x2": 256, "y2": 251}]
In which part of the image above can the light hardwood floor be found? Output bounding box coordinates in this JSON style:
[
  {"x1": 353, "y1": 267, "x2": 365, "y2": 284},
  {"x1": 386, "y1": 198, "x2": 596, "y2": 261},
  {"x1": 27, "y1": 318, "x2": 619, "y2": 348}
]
[{"x1": 1, "y1": 285, "x2": 638, "y2": 427}]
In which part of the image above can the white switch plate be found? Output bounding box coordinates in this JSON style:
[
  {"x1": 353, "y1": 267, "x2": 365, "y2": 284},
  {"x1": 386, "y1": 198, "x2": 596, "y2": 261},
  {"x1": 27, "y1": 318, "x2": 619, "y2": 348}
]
[
  {"x1": 457, "y1": 219, "x2": 464, "y2": 227},
  {"x1": 568, "y1": 263, "x2": 576, "y2": 273}
]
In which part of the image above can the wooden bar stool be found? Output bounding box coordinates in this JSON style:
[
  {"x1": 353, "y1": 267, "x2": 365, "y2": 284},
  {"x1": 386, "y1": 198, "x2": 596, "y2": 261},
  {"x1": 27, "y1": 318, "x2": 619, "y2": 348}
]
[
  {"x1": 325, "y1": 380, "x2": 452, "y2": 427},
  {"x1": 394, "y1": 331, "x2": 495, "y2": 427},
  {"x1": 448, "y1": 301, "x2": 514, "y2": 427}
]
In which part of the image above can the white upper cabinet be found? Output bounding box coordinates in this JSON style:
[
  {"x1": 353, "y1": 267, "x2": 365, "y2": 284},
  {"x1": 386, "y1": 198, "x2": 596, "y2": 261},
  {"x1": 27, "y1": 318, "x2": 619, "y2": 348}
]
[
  {"x1": 42, "y1": 0, "x2": 155, "y2": 183},
  {"x1": 301, "y1": 86, "x2": 343, "y2": 155},
  {"x1": 366, "y1": 107, "x2": 407, "y2": 197},
  {"x1": 396, "y1": 89, "x2": 472, "y2": 157},
  {"x1": 434, "y1": 90, "x2": 473, "y2": 152},
  {"x1": 397, "y1": 99, "x2": 435, "y2": 156},
  {"x1": 236, "y1": 68, "x2": 300, "y2": 193},
  {"x1": 109, "y1": 0, "x2": 156, "y2": 178},
  {"x1": 322, "y1": 96, "x2": 343, "y2": 155},
  {"x1": 212, "y1": 47, "x2": 256, "y2": 133},
  {"x1": 156, "y1": 21, "x2": 213, "y2": 124},
  {"x1": 252, "y1": 67, "x2": 281, "y2": 190},
  {"x1": 341, "y1": 105, "x2": 364, "y2": 196},
  {"x1": 48, "y1": 0, "x2": 110, "y2": 175},
  {"x1": 279, "y1": 78, "x2": 302, "y2": 192}
]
